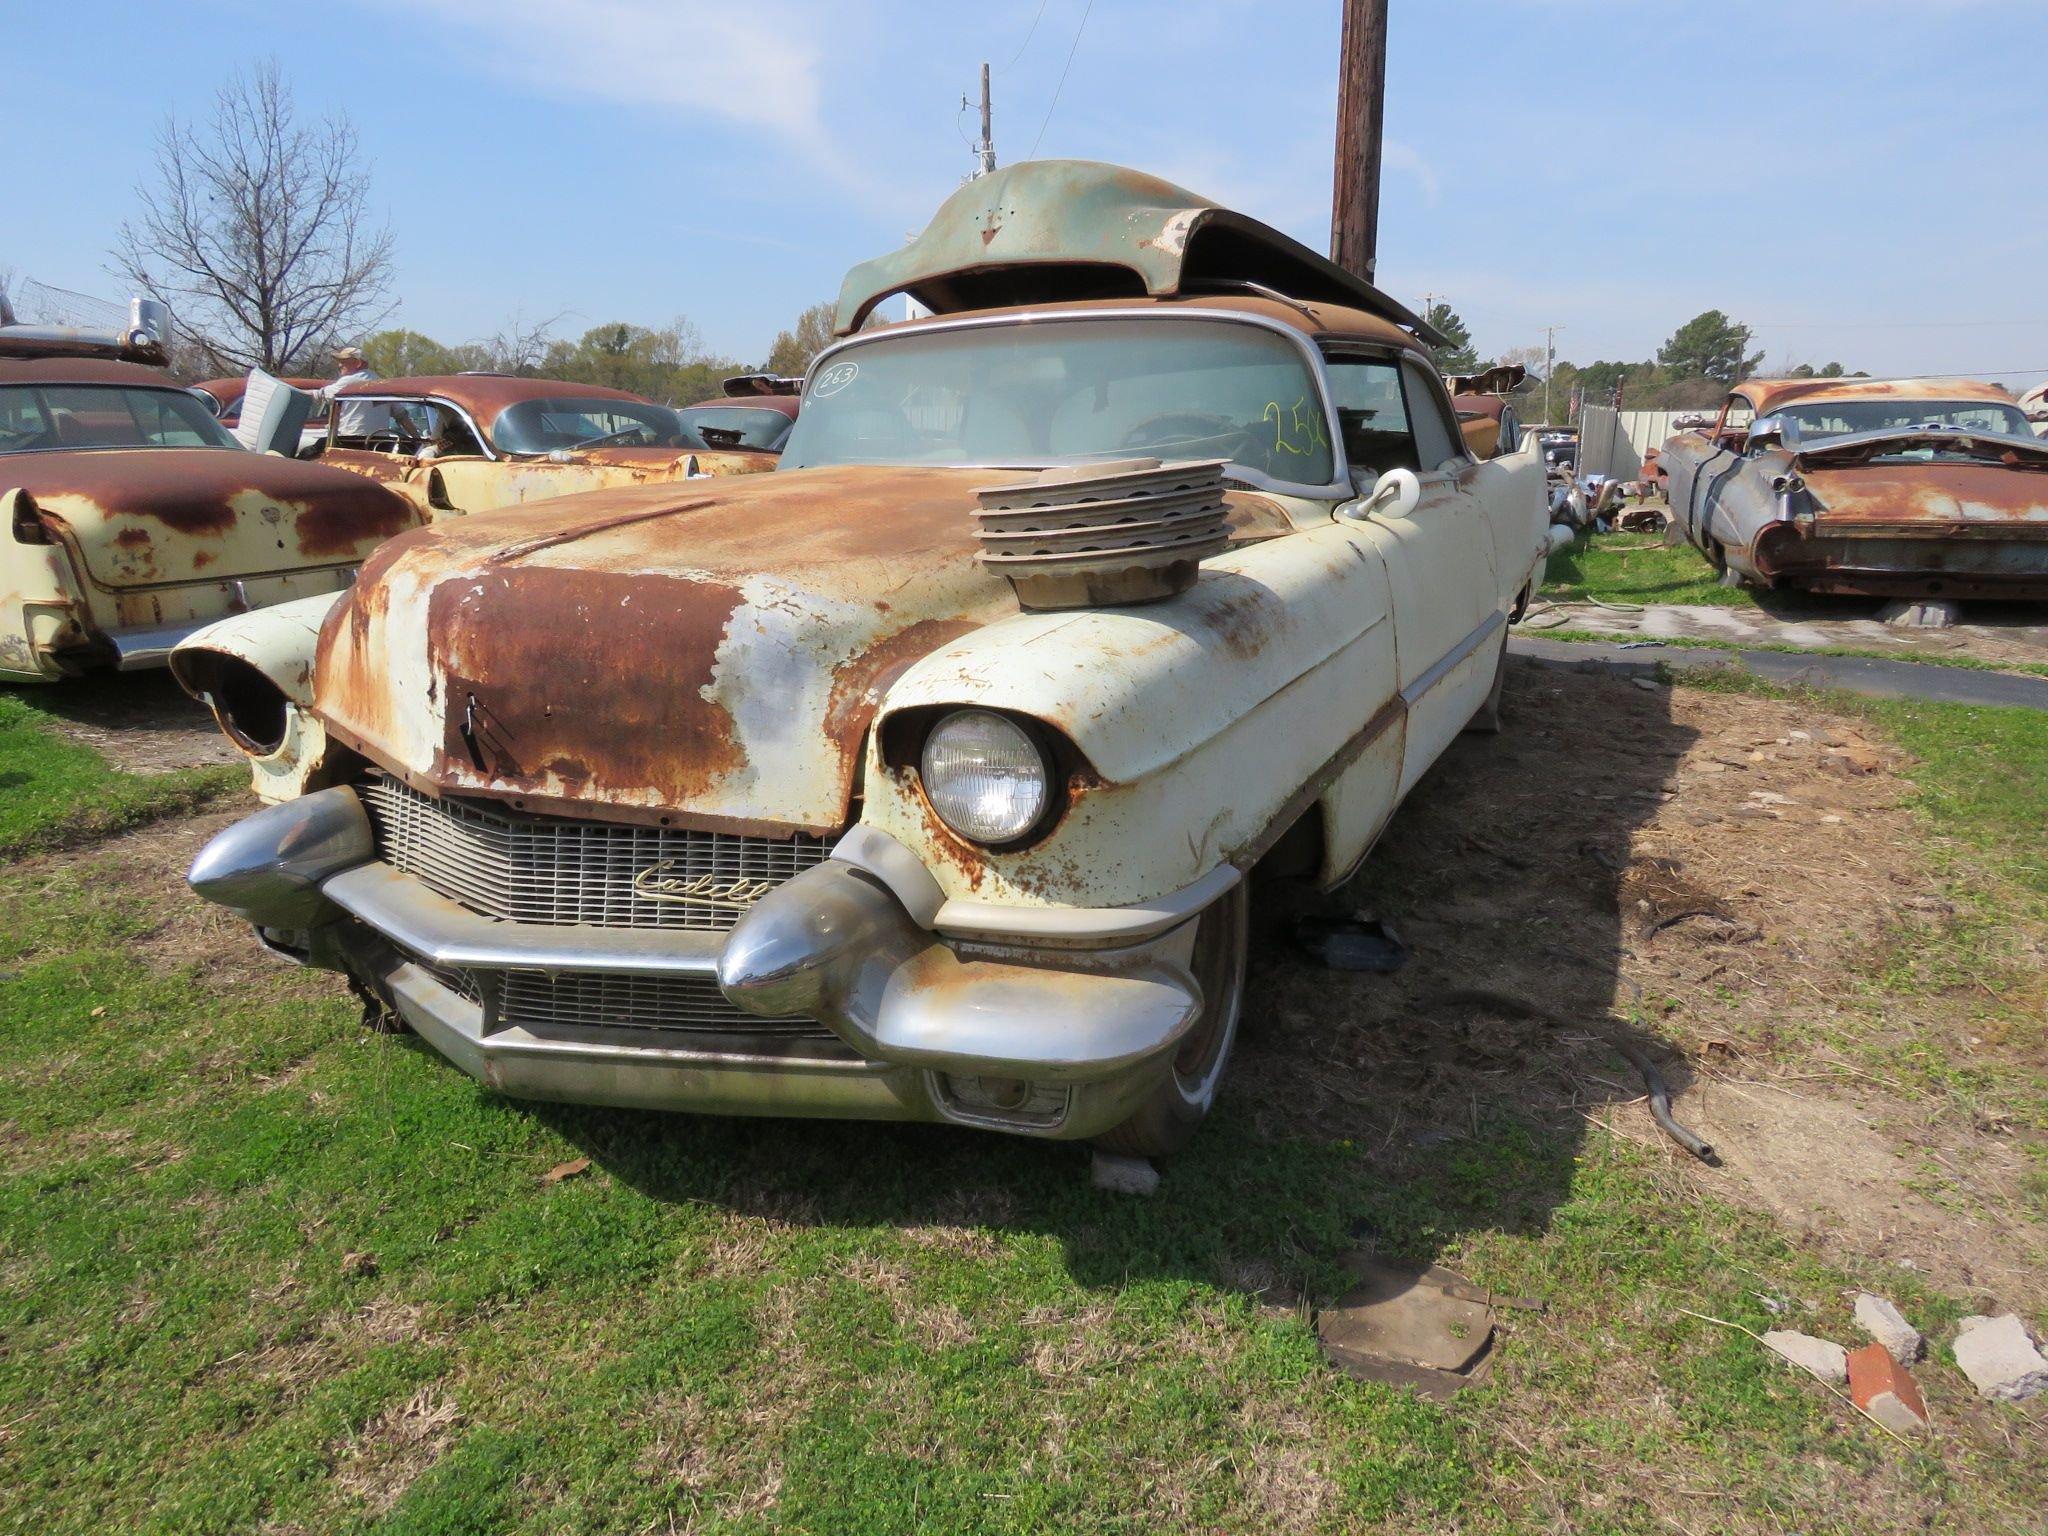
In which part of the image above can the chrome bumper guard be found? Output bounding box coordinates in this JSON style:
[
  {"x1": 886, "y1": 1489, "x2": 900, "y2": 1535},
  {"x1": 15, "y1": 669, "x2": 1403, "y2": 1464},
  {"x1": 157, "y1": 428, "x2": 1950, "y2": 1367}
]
[{"x1": 187, "y1": 788, "x2": 1204, "y2": 1137}]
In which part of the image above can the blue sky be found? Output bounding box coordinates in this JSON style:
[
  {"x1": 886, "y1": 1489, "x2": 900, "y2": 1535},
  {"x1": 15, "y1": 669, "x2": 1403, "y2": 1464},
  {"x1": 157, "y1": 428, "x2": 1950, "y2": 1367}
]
[{"x1": 9, "y1": 0, "x2": 2046, "y2": 388}]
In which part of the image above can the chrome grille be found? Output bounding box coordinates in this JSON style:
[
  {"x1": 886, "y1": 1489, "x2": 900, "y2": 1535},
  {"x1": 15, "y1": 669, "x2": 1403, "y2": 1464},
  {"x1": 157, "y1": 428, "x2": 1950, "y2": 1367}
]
[
  {"x1": 495, "y1": 970, "x2": 838, "y2": 1043},
  {"x1": 361, "y1": 777, "x2": 834, "y2": 932}
]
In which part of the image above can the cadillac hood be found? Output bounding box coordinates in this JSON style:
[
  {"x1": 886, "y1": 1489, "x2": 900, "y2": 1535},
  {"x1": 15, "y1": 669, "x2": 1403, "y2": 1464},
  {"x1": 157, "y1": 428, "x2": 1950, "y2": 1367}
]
[
  {"x1": 312, "y1": 465, "x2": 1022, "y2": 835},
  {"x1": 7, "y1": 447, "x2": 421, "y2": 588}
]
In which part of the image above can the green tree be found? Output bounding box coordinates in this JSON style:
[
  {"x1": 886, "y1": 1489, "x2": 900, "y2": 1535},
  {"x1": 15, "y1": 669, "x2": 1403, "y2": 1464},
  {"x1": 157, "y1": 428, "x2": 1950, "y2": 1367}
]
[
  {"x1": 764, "y1": 301, "x2": 835, "y2": 377},
  {"x1": 1656, "y1": 310, "x2": 1763, "y2": 385},
  {"x1": 362, "y1": 329, "x2": 463, "y2": 378},
  {"x1": 539, "y1": 319, "x2": 735, "y2": 404},
  {"x1": 1421, "y1": 301, "x2": 1480, "y2": 376}
]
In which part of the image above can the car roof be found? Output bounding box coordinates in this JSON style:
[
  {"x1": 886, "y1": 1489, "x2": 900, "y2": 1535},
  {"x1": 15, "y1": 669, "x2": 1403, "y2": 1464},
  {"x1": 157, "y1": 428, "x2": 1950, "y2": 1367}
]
[
  {"x1": 1737, "y1": 376, "x2": 2018, "y2": 415},
  {"x1": 192, "y1": 375, "x2": 327, "y2": 407},
  {"x1": 0, "y1": 357, "x2": 184, "y2": 389},
  {"x1": 682, "y1": 395, "x2": 801, "y2": 417},
  {"x1": 334, "y1": 374, "x2": 662, "y2": 429},
  {"x1": 867, "y1": 292, "x2": 1426, "y2": 358}
]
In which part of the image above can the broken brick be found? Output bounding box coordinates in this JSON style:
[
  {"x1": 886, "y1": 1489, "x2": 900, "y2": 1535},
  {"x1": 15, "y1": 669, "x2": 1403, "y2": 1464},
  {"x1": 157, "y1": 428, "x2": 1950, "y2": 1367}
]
[{"x1": 1847, "y1": 1341, "x2": 1931, "y2": 1434}]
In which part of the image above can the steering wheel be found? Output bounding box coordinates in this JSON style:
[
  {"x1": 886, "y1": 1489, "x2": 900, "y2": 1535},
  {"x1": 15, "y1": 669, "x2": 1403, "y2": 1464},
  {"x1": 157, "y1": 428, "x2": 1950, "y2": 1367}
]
[
  {"x1": 1117, "y1": 412, "x2": 1249, "y2": 458},
  {"x1": 363, "y1": 429, "x2": 412, "y2": 456}
]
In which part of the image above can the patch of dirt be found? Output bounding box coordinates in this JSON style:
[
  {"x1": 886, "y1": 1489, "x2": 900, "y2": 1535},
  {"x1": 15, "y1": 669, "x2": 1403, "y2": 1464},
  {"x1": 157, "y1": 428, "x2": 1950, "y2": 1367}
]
[
  {"x1": 332, "y1": 1385, "x2": 464, "y2": 1517},
  {"x1": 13, "y1": 806, "x2": 344, "y2": 996},
  {"x1": 1237, "y1": 660, "x2": 2048, "y2": 1310},
  {"x1": 23, "y1": 671, "x2": 241, "y2": 774}
]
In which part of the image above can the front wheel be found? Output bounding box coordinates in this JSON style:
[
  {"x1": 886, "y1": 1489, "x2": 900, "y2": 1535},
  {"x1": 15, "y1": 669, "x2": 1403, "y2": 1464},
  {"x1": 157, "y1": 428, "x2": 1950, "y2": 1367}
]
[{"x1": 1093, "y1": 881, "x2": 1249, "y2": 1158}]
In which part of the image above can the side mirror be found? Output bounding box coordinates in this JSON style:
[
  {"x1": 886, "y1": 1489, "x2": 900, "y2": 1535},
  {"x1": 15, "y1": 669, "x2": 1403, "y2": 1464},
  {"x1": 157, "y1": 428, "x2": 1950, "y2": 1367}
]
[{"x1": 1350, "y1": 467, "x2": 1421, "y2": 522}]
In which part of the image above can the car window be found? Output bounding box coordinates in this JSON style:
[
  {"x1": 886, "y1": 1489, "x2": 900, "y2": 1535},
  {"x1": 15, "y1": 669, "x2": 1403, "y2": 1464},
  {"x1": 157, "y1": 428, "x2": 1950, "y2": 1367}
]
[
  {"x1": 1324, "y1": 357, "x2": 1417, "y2": 476},
  {"x1": 782, "y1": 318, "x2": 1338, "y2": 488},
  {"x1": 0, "y1": 384, "x2": 238, "y2": 453},
  {"x1": 677, "y1": 406, "x2": 793, "y2": 452},
  {"x1": 1399, "y1": 360, "x2": 1464, "y2": 473},
  {"x1": 490, "y1": 398, "x2": 688, "y2": 454}
]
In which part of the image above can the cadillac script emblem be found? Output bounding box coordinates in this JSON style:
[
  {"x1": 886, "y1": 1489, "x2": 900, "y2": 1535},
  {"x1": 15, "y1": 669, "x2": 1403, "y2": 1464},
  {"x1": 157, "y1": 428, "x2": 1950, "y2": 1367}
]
[{"x1": 631, "y1": 861, "x2": 773, "y2": 912}]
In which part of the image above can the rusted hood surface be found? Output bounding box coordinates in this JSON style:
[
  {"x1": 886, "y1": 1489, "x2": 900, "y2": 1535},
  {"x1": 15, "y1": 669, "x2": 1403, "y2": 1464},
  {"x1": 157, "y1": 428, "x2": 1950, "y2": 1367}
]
[
  {"x1": 1805, "y1": 461, "x2": 2048, "y2": 527},
  {"x1": 312, "y1": 466, "x2": 1028, "y2": 834},
  {"x1": 6, "y1": 448, "x2": 421, "y2": 587}
]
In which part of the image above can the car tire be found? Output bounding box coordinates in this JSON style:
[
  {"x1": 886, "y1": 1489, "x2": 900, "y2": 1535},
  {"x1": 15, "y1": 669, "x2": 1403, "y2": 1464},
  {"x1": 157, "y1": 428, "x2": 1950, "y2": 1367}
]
[
  {"x1": 1093, "y1": 880, "x2": 1249, "y2": 1159},
  {"x1": 1464, "y1": 629, "x2": 1509, "y2": 734}
]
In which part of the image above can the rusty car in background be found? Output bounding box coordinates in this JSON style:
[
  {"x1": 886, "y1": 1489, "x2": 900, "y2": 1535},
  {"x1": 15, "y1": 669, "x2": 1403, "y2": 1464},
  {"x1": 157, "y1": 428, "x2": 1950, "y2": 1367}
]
[
  {"x1": 1, "y1": 311, "x2": 421, "y2": 682},
  {"x1": 177, "y1": 161, "x2": 1547, "y2": 1156},
  {"x1": 676, "y1": 374, "x2": 802, "y2": 456},
  {"x1": 311, "y1": 373, "x2": 774, "y2": 519},
  {"x1": 1661, "y1": 375, "x2": 2048, "y2": 598},
  {"x1": 1447, "y1": 363, "x2": 1528, "y2": 460}
]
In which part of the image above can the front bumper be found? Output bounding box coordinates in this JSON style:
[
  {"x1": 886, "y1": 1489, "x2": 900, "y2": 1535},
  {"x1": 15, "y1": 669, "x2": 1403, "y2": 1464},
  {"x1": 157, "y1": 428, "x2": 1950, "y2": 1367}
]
[{"x1": 188, "y1": 789, "x2": 1207, "y2": 1139}]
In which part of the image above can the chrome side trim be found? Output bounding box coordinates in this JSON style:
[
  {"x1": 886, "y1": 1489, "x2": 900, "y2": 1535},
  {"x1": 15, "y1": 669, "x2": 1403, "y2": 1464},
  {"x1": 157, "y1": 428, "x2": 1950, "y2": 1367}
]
[
  {"x1": 322, "y1": 862, "x2": 723, "y2": 978},
  {"x1": 1400, "y1": 609, "x2": 1507, "y2": 707},
  {"x1": 111, "y1": 618, "x2": 221, "y2": 670}
]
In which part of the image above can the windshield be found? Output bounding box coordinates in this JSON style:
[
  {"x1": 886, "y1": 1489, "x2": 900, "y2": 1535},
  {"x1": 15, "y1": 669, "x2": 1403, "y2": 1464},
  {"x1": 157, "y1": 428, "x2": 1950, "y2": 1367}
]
[
  {"x1": 489, "y1": 397, "x2": 689, "y2": 455},
  {"x1": 0, "y1": 384, "x2": 239, "y2": 454},
  {"x1": 780, "y1": 317, "x2": 1338, "y2": 486},
  {"x1": 1781, "y1": 400, "x2": 2034, "y2": 441},
  {"x1": 677, "y1": 405, "x2": 793, "y2": 452}
]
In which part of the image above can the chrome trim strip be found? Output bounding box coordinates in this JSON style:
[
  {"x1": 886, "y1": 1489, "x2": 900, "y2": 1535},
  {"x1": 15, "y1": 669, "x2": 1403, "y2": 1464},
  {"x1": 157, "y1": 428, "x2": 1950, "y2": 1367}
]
[
  {"x1": 322, "y1": 862, "x2": 724, "y2": 978},
  {"x1": 793, "y1": 306, "x2": 1356, "y2": 501},
  {"x1": 110, "y1": 618, "x2": 221, "y2": 670},
  {"x1": 1400, "y1": 609, "x2": 1507, "y2": 707}
]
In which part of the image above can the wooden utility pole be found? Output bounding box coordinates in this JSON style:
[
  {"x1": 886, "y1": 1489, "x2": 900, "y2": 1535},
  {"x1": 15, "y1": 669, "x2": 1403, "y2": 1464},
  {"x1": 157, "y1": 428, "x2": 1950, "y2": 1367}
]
[{"x1": 1330, "y1": 0, "x2": 1389, "y2": 282}]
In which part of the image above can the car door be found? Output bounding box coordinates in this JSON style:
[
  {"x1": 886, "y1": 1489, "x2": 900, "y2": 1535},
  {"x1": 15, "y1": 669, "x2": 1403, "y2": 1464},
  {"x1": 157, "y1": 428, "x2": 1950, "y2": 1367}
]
[{"x1": 1325, "y1": 353, "x2": 1500, "y2": 798}]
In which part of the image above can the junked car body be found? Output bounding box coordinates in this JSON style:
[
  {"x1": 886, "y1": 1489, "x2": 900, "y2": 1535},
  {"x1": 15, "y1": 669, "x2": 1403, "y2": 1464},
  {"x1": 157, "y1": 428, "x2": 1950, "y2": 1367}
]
[
  {"x1": 676, "y1": 375, "x2": 802, "y2": 456},
  {"x1": 1661, "y1": 376, "x2": 2048, "y2": 597},
  {"x1": 313, "y1": 374, "x2": 774, "y2": 519},
  {"x1": 1448, "y1": 364, "x2": 1528, "y2": 460},
  {"x1": 1, "y1": 318, "x2": 421, "y2": 682},
  {"x1": 177, "y1": 161, "x2": 1548, "y2": 1154}
]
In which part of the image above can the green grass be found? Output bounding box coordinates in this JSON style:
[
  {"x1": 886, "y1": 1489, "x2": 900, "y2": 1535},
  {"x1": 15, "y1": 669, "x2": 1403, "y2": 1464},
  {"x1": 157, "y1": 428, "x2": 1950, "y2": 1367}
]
[
  {"x1": 0, "y1": 687, "x2": 2043, "y2": 1532},
  {"x1": 0, "y1": 691, "x2": 236, "y2": 855},
  {"x1": 1540, "y1": 533, "x2": 1744, "y2": 608}
]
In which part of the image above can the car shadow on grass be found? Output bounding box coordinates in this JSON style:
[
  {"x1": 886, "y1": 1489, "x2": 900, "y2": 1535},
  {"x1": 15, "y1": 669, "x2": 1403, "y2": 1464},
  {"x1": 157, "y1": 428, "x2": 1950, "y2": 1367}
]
[{"x1": 516, "y1": 660, "x2": 1702, "y2": 1305}]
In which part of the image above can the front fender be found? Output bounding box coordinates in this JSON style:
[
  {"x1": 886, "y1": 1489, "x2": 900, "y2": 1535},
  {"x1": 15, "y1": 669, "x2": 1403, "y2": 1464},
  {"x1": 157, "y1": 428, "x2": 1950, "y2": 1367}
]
[
  {"x1": 862, "y1": 527, "x2": 1400, "y2": 909},
  {"x1": 171, "y1": 592, "x2": 348, "y2": 802}
]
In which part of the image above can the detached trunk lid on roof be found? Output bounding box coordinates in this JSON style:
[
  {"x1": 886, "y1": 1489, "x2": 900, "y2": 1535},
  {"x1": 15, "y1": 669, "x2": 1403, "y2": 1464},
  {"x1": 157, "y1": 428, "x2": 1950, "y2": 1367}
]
[
  {"x1": 314, "y1": 465, "x2": 1022, "y2": 835},
  {"x1": 8, "y1": 448, "x2": 420, "y2": 588}
]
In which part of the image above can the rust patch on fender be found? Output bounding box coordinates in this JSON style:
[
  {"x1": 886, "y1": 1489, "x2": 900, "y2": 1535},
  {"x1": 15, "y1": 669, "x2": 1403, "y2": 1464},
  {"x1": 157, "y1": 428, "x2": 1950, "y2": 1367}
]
[
  {"x1": 824, "y1": 617, "x2": 983, "y2": 783},
  {"x1": 295, "y1": 494, "x2": 418, "y2": 560}
]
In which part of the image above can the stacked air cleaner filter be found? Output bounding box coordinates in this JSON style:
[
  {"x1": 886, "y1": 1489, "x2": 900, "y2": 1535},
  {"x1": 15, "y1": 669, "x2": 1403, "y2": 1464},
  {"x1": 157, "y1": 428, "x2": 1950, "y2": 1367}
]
[{"x1": 972, "y1": 457, "x2": 1231, "y2": 611}]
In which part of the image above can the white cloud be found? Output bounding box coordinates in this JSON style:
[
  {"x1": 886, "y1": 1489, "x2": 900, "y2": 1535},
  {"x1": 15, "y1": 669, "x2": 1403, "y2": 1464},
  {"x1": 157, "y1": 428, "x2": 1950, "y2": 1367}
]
[
  {"x1": 406, "y1": 0, "x2": 831, "y2": 149},
  {"x1": 1382, "y1": 140, "x2": 1440, "y2": 207}
]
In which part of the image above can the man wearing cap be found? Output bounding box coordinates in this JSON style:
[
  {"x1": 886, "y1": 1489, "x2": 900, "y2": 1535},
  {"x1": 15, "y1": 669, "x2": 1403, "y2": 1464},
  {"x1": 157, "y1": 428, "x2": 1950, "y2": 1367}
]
[{"x1": 316, "y1": 344, "x2": 394, "y2": 440}]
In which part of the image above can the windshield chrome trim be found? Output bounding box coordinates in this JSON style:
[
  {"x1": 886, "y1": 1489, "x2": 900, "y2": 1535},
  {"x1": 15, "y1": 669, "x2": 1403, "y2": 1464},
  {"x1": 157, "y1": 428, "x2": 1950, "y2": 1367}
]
[
  {"x1": 325, "y1": 394, "x2": 499, "y2": 462},
  {"x1": 793, "y1": 307, "x2": 1356, "y2": 501}
]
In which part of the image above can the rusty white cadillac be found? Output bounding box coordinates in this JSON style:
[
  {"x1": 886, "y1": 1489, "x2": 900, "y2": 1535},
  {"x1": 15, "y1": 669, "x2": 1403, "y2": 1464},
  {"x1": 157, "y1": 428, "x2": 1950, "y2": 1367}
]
[{"x1": 176, "y1": 162, "x2": 1546, "y2": 1155}]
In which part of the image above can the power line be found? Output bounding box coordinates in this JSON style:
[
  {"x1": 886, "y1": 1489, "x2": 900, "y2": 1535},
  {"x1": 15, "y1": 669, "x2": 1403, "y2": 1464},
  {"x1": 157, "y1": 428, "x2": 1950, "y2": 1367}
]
[
  {"x1": 1004, "y1": 0, "x2": 1051, "y2": 69},
  {"x1": 1028, "y1": 0, "x2": 1095, "y2": 161}
]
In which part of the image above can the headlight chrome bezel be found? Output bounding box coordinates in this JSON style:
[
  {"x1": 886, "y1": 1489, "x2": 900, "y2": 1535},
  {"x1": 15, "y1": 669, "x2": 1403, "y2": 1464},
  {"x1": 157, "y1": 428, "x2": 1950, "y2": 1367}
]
[{"x1": 917, "y1": 708, "x2": 1057, "y2": 848}]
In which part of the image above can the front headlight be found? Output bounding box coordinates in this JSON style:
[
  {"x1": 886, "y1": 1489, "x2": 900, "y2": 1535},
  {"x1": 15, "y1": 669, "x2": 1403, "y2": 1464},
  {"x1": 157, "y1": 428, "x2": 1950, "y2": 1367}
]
[{"x1": 919, "y1": 709, "x2": 1050, "y2": 845}]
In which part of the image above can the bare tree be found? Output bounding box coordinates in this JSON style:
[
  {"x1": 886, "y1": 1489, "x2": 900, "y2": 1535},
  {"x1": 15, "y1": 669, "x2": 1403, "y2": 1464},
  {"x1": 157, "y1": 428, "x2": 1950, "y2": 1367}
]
[{"x1": 115, "y1": 62, "x2": 394, "y2": 372}]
